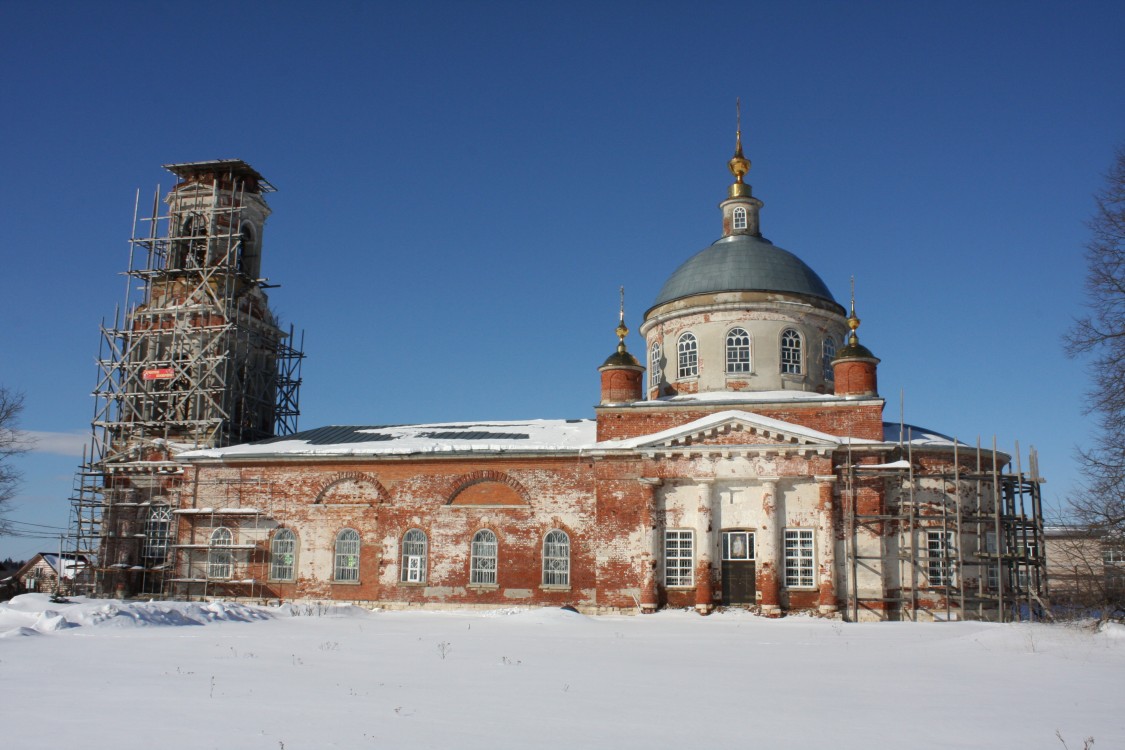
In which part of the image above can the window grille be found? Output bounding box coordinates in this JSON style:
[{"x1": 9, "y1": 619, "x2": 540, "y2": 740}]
[
  {"x1": 784, "y1": 529, "x2": 814, "y2": 587},
  {"x1": 270, "y1": 529, "x2": 296, "y2": 581},
  {"x1": 208, "y1": 527, "x2": 233, "y2": 580},
  {"x1": 649, "y1": 342, "x2": 662, "y2": 392},
  {"x1": 822, "y1": 337, "x2": 837, "y2": 382},
  {"x1": 542, "y1": 530, "x2": 570, "y2": 586},
  {"x1": 927, "y1": 531, "x2": 954, "y2": 586},
  {"x1": 984, "y1": 532, "x2": 999, "y2": 589},
  {"x1": 143, "y1": 506, "x2": 172, "y2": 563},
  {"x1": 726, "y1": 328, "x2": 752, "y2": 374},
  {"x1": 334, "y1": 529, "x2": 361, "y2": 582},
  {"x1": 401, "y1": 529, "x2": 427, "y2": 583},
  {"x1": 780, "y1": 329, "x2": 802, "y2": 374},
  {"x1": 470, "y1": 529, "x2": 498, "y2": 585},
  {"x1": 733, "y1": 206, "x2": 748, "y2": 230},
  {"x1": 677, "y1": 333, "x2": 698, "y2": 379},
  {"x1": 664, "y1": 530, "x2": 694, "y2": 587}
]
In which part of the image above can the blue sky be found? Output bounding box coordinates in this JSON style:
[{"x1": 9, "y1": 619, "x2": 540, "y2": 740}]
[{"x1": 1, "y1": 1, "x2": 1122, "y2": 560}]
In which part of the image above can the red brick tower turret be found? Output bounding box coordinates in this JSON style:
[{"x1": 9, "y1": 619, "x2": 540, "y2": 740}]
[
  {"x1": 599, "y1": 288, "x2": 645, "y2": 404},
  {"x1": 832, "y1": 285, "x2": 880, "y2": 397}
]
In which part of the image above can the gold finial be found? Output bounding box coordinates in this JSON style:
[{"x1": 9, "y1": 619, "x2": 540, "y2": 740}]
[
  {"x1": 847, "y1": 276, "x2": 862, "y2": 346},
  {"x1": 728, "y1": 98, "x2": 751, "y2": 195},
  {"x1": 616, "y1": 286, "x2": 629, "y2": 352}
]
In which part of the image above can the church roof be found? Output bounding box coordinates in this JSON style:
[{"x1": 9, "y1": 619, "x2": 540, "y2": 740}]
[
  {"x1": 178, "y1": 414, "x2": 965, "y2": 460},
  {"x1": 180, "y1": 419, "x2": 597, "y2": 459},
  {"x1": 651, "y1": 234, "x2": 840, "y2": 310}
]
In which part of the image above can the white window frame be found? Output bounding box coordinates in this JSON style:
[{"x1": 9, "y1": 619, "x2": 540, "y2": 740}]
[
  {"x1": 984, "y1": 531, "x2": 999, "y2": 589},
  {"x1": 927, "y1": 530, "x2": 955, "y2": 587},
  {"x1": 677, "y1": 332, "x2": 698, "y2": 379},
  {"x1": 822, "y1": 337, "x2": 836, "y2": 382},
  {"x1": 143, "y1": 505, "x2": 172, "y2": 563},
  {"x1": 721, "y1": 530, "x2": 755, "y2": 561},
  {"x1": 784, "y1": 529, "x2": 815, "y2": 588},
  {"x1": 270, "y1": 528, "x2": 297, "y2": 582},
  {"x1": 664, "y1": 529, "x2": 694, "y2": 587},
  {"x1": 780, "y1": 328, "x2": 803, "y2": 375},
  {"x1": 401, "y1": 529, "x2": 427, "y2": 583},
  {"x1": 733, "y1": 206, "x2": 748, "y2": 231},
  {"x1": 334, "y1": 529, "x2": 361, "y2": 582},
  {"x1": 649, "y1": 341, "x2": 662, "y2": 392},
  {"x1": 470, "y1": 529, "x2": 498, "y2": 585},
  {"x1": 725, "y1": 327, "x2": 752, "y2": 374},
  {"x1": 208, "y1": 527, "x2": 233, "y2": 580},
  {"x1": 542, "y1": 529, "x2": 570, "y2": 587}
]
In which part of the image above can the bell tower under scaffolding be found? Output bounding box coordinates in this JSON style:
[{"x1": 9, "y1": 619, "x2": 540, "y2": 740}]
[{"x1": 68, "y1": 160, "x2": 304, "y2": 597}]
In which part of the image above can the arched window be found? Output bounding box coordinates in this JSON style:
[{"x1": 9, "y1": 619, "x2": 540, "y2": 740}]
[
  {"x1": 176, "y1": 213, "x2": 208, "y2": 269},
  {"x1": 677, "y1": 333, "x2": 698, "y2": 379},
  {"x1": 542, "y1": 530, "x2": 570, "y2": 586},
  {"x1": 334, "y1": 529, "x2": 361, "y2": 582},
  {"x1": 822, "y1": 337, "x2": 837, "y2": 382},
  {"x1": 649, "y1": 341, "x2": 662, "y2": 392},
  {"x1": 470, "y1": 529, "x2": 498, "y2": 585},
  {"x1": 733, "y1": 206, "x2": 748, "y2": 230},
  {"x1": 726, "y1": 327, "x2": 752, "y2": 374},
  {"x1": 401, "y1": 529, "x2": 427, "y2": 583},
  {"x1": 270, "y1": 529, "x2": 296, "y2": 581},
  {"x1": 143, "y1": 506, "x2": 172, "y2": 563},
  {"x1": 780, "y1": 328, "x2": 802, "y2": 375},
  {"x1": 208, "y1": 527, "x2": 233, "y2": 580}
]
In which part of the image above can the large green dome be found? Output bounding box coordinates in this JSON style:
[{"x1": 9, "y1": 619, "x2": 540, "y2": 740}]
[{"x1": 652, "y1": 234, "x2": 839, "y2": 309}]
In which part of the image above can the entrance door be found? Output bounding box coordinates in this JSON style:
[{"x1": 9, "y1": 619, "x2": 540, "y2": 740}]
[{"x1": 721, "y1": 530, "x2": 756, "y2": 605}]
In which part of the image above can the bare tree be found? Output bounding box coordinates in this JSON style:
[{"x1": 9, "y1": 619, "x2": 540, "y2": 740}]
[
  {"x1": 1064, "y1": 147, "x2": 1125, "y2": 618},
  {"x1": 0, "y1": 387, "x2": 29, "y2": 532}
]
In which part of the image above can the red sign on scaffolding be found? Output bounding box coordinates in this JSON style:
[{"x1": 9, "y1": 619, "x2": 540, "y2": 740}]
[{"x1": 142, "y1": 368, "x2": 175, "y2": 381}]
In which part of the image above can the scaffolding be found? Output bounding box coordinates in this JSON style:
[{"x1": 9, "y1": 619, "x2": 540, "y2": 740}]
[
  {"x1": 842, "y1": 435, "x2": 1047, "y2": 622},
  {"x1": 168, "y1": 475, "x2": 285, "y2": 601},
  {"x1": 67, "y1": 161, "x2": 303, "y2": 597}
]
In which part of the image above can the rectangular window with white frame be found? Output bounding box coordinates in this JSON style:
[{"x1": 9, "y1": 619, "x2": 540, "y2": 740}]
[
  {"x1": 664, "y1": 530, "x2": 694, "y2": 587},
  {"x1": 783, "y1": 529, "x2": 815, "y2": 588},
  {"x1": 927, "y1": 530, "x2": 955, "y2": 587},
  {"x1": 984, "y1": 531, "x2": 999, "y2": 589}
]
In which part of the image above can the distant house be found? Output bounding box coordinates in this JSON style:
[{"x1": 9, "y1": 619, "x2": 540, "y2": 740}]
[
  {"x1": 1044, "y1": 526, "x2": 1125, "y2": 614},
  {"x1": 13, "y1": 553, "x2": 91, "y2": 596}
]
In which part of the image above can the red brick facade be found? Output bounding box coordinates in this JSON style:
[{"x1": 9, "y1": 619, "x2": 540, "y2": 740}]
[{"x1": 176, "y1": 395, "x2": 953, "y2": 618}]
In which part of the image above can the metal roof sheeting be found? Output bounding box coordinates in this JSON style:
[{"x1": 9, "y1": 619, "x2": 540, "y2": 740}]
[{"x1": 652, "y1": 234, "x2": 838, "y2": 308}]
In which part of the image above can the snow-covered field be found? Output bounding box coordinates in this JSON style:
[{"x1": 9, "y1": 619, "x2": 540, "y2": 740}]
[{"x1": 2, "y1": 595, "x2": 1120, "y2": 749}]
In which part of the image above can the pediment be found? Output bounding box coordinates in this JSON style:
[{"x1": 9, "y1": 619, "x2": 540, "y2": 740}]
[{"x1": 605, "y1": 410, "x2": 841, "y2": 453}]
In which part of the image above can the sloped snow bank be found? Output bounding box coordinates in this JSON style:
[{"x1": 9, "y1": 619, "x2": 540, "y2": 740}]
[
  {"x1": 1100, "y1": 621, "x2": 1125, "y2": 638},
  {"x1": 0, "y1": 593, "x2": 273, "y2": 636}
]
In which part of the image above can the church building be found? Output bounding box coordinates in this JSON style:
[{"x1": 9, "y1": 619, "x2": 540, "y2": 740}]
[{"x1": 166, "y1": 131, "x2": 1046, "y2": 621}]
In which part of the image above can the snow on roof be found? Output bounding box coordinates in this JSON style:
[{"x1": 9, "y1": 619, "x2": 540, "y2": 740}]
[
  {"x1": 37, "y1": 554, "x2": 89, "y2": 579},
  {"x1": 180, "y1": 414, "x2": 968, "y2": 461},
  {"x1": 857, "y1": 459, "x2": 913, "y2": 470},
  {"x1": 181, "y1": 419, "x2": 599, "y2": 459},
  {"x1": 882, "y1": 423, "x2": 971, "y2": 448}
]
